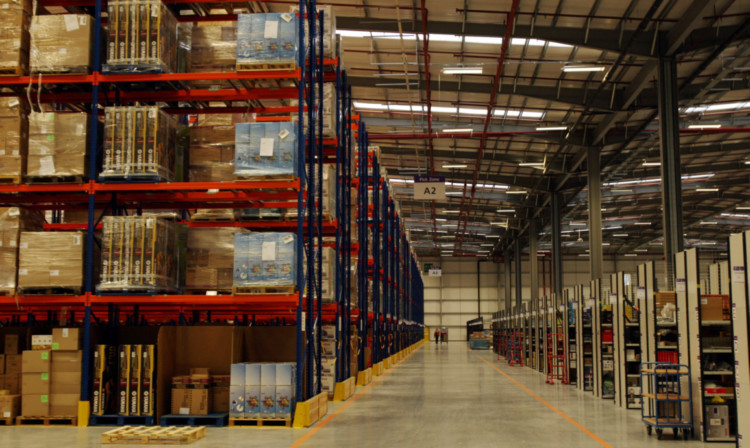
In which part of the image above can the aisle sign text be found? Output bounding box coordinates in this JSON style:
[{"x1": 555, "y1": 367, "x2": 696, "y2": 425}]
[{"x1": 413, "y1": 176, "x2": 446, "y2": 200}]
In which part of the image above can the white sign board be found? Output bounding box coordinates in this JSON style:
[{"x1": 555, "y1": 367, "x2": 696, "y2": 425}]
[
  {"x1": 428, "y1": 267, "x2": 442, "y2": 277},
  {"x1": 413, "y1": 176, "x2": 446, "y2": 200}
]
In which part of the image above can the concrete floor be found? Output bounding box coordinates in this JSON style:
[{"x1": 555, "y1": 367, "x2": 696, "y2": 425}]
[{"x1": 0, "y1": 342, "x2": 733, "y2": 447}]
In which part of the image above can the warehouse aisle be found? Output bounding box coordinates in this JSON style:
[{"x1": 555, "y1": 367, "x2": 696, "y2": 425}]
[{"x1": 0, "y1": 343, "x2": 731, "y2": 448}]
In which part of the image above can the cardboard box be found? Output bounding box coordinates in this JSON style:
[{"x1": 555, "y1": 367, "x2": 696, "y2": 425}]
[
  {"x1": 229, "y1": 384, "x2": 244, "y2": 417},
  {"x1": 21, "y1": 394, "x2": 48, "y2": 417},
  {"x1": 0, "y1": 354, "x2": 4, "y2": 374},
  {"x1": 22, "y1": 350, "x2": 50, "y2": 373},
  {"x1": 141, "y1": 344, "x2": 154, "y2": 416},
  {"x1": 701, "y1": 295, "x2": 728, "y2": 322},
  {"x1": 237, "y1": 13, "x2": 298, "y2": 66},
  {"x1": 244, "y1": 364, "x2": 260, "y2": 417},
  {"x1": 171, "y1": 376, "x2": 190, "y2": 415},
  {"x1": 190, "y1": 22, "x2": 236, "y2": 72},
  {"x1": 27, "y1": 112, "x2": 88, "y2": 179},
  {"x1": 0, "y1": 394, "x2": 20, "y2": 419},
  {"x1": 210, "y1": 375, "x2": 229, "y2": 414},
  {"x1": 0, "y1": 8, "x2": 31, "y2": 75},
  {"x1": 52, "y1": 328, "x2": 81, "y2": 351},
  {"x1": 22, "y1": 372, "x2": 50, "y2": 394},
  {"x1": 30, "y1": 15, "x2": 92, "y2": 74},
  {"x1": 50, "y1": 372, "x2": 80, "y2": 394},
  {"x1": 0, "y1": 116, "x2": 28, "y2": 179},
  {"x1": 189, "y1": 386, "x2": 209, "y2": 415},
  {"x1": 31, "y1": 334, "x2": 52, "y2": 350},
  {"x1": 185, "y1": 228, "x2": 239, "y2": 291},
  {"x1": 4, "y1": 334, "x2": 19, "y2": 355},
  {"x1": 50, "y1": 393, "x2": 78, "y2": 416},
  {"x1": 5, "y1": 354, "x2": 21, "y2": 373},
  {"x1": 275, "y1": 363, "x2": 295, "y2": 418},
  {"x1": 4, "y1": 373, "x2": 20, "y2": 394},
  {"x1": 18, "y1": 232, "x2": 84, "y2": 290},
  {"x1": 51, "y1": 350, "x2": 82, "y2": 373},
  {"x1": 118, "y1": 345, "x2": 130, "y2": 415},
  {"x1": 706, "y1": 404, "x2": 730, "y2": 438},
  {"x1": 129, "y1": 345, "x2": 141, "y2": 416},
  {"x1": 234, "y1": 122, "x2": 297, "y2": 178},
  {"x1": 233, "y1": 233, "x2": 297, "y2": 288},
  {"x1": 259, "y1": 364, "x2": 275, "y2": 418}
]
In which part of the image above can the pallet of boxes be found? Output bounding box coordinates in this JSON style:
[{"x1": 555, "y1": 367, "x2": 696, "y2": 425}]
[
  {"x1": 232, "y1": 232, "x2": 297, "y2": 296},
  {"x1": 236, "y1": 13, "x2": 298, "y2": 72},
  {"x1": 0, "y1": 0, "x2": 31, "y2": 77},
  {"x1": 0, "y1": 207, "x2": 44, "y2": 296},
  {"x1": 166, "y1": 368, "x2": 229, "y2": 426},
  {"x1": 18, "y1": 328, "x2": 82, "y2": 426},
  {"x1": 229, "y1": 362, "x2": 296, "y2": 427},
  {"x1": 0, "y1": 334, "x2": 22, "y2": 424}
]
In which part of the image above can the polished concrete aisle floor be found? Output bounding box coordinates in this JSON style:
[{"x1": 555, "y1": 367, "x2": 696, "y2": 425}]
[{"x1": 0, "y1": 343, "x2": 732, "y2": 447}]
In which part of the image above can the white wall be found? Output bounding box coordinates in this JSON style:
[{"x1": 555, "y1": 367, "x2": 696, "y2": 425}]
[{"x1": 422, "y1": 258, "x2": 499, "y2": 341}]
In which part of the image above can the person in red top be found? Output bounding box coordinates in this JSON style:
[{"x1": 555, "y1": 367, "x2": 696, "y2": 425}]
[{"x1": 433, "y1": 328, "x2": 440, "y2": 345}]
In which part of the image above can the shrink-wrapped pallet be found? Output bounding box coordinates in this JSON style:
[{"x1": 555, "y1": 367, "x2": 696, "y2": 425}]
[
  {"x1": 234, "y1": 122, "x2": 297, "y2": 178},
  {"x1": 27, "y1": 112, "x2": 88, "y2": 179},
  {"x1": 233, "y1": 233, "x2": 297, "y2": 288},
  {"x1": 237, "y1": 13, "x2": 299, "y2": 69},
  {"x1": 0, "y1": 0, "x2": 32, "y2": 75},
  {"x1": 0, "y1": 207, "x2": 44, "y2": 294},
  {"x1": 30, "y1": 14, "x2": 93, "y2": 74},
  {"x1": 17, "y1": 232, "x2": 85, "y2": 291}
]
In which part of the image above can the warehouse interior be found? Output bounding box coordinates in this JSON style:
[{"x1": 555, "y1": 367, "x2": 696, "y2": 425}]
[{"x1": 0, "y1": 0, "x2": 749, "y2": 446}]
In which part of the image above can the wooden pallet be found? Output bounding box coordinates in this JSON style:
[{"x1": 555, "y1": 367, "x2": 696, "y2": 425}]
[
  {"x1": 0, "y1": 417, "x2": 15, "y2": 426},
  {"x1": 232, "y1": 285, "x2": 296, "y2": 295},
  {"x1": 18, "y1": 287, "x2": 82, "y2": 296},
  {"x1": 0, "y1": 288, "x2": 16, "y2": 297},
  {"x1": 0, "y1": 66, "x2": 26, "y2": 77},
  {"x1": 236, "y1": 62, "x2": 297, "y2": 72},
  {"x1": 233, "y1": 174, "x2": 296, "y2": 183},
  {"x1": 183, "y1": 289, "x2": 232, "y2": 296},
  {"x1": 25, "y1": 175, "x2": 85, "y2": 184},
  {"x1": 190, "y1": 215, "x2": 235, "y2": 223},
  {"x1": 228, "y1": 417, "x2": 291, "y2": 427},
  {"x1": 16, "y1": 416, "x2": 77, "y2": 426},
  {"x1": 0, "y1": 175, "x2": 22, "y2": 185},
  {"x1": 102, "y1": 426, "x2": 206, "y2": 444}
]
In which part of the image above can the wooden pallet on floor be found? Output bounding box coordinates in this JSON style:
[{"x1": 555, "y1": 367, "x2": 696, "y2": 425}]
[
  {"x1": 228, "y1": 417, "x2": 292, "y2": 427},
  {"x1": 236, "y1": 62, "x2": 297, "y2": 72},
  {"x1": 16, "y1": 416, "x2": 77, "y2": 426},
  {"x1": 232, "y1": 285, "x2": 296, "y2": 296},
  {"x1": 0, "y1": 417, "x2": 15, "y2": 426},
  {"x1": 102, "y1": 426, "x2": 206, "y2": 444},
  {"x1": 25, "y1": 175, "x2": 85, "y2": 184}
]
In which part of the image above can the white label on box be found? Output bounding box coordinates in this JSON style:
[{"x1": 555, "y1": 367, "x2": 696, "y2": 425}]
[
  {"x1": 206, "y1": 290, "x2": 217, "y2": 296},
  {"x1": 8, "y1": 240, "x2": 15, "y2": 247},
  {"x1": 281, "y1": 13, "x2": 293, "y2": 22},
  {"x1": 19, "y1": 242, "x2": 28, "y2": 249},
  {"x1": 279, "y1": 129, "x2": 290, "y2": 140},
  {"x1": 179, "y1": 407, "x2": 189, "y2": 415},
  {"x1": 0, "y1": 150, "x2": 5, "y2": 156},
  {"x1": 262, "y1": 241, "x2": 276, "y2": 261},
  {"x1": 12, "y1": 150, "x2": 19, "y2": 156},
  {"x1": 73, "y1": 234, "x2": 81, "y2": 246},
  {"x1": 8, "y1": 99, "x2": 18, "y2": 107},
  {"x1": 8, "y1": 208, "x2": 18, "y2": 217},
  {"x1": 64, "y1": 15, "x2": 80, "y2": 32},
  {"x1": 19, "y1": 269, "x2": 28, "y2": 275},
  {"x1": 50, "y1": 270, "x2": 60, "y2": 277},
  {"x1": 637, "y1": 287, "x2": 646, "y2": 300},
  {"x1": 676, "y1": 279, "x2": 686, "y2": 292},
  {"x1": 206, "y1": 189, "x2": 219, "y2": 194},
  {"x1": 701, "y1": 298, "x2": 707, "y2": 305},
  {"x1": 62, "y1": 328, "x2": 69, "y2": 337},
  {"x1": 151, "y1": 5, "x2": 159, "y2": 17},
  {"x1": 76, "y1": 123, "x2": 84, "y2": 136},
  {"x1": 264, "y1": 21, "x2": 279, "y2": 39},
  {"x1": 732, "y1": 266, "x2": 745, "y2": 283},
  {"x1": 39, "y1": 156, "x2": 55, "y2": 175},
  {"x1": 59, "y1": 48, "x2": 67, "y2": 54},
  {"x1": 283, "y1": 235, "x2": 294, "y2": 244},
  {"x1": 260, "y1": 138, "x2": 275, "y2": 157},
  {"x1": 2, "y1": 412, "x2": 8, "y2": 418},
  {"x1": 80, "y1": 15, "x2": 87, "y2": 26}
]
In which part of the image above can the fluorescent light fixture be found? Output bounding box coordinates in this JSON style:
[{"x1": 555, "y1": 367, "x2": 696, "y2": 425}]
[
  {"x1": 602, "y1": 242, "x2": 610, "y2": 246},
  {"x1": 442, "y1": 224, "x2": 458, "y2": 228},
  {"x1": 442, "y1": 67, "x2": 483, "y2": 75},
  {"x1": 442, "y1": 128, "x2": 473, "y2": 133},
  {"x1": 736, "y1": 206, "x2": 750, "y2": 210},
  {"x1": 612, "y1": 189, "x2": 633, "y2": 193},
  {"x1": 435, "y1": 218, "x2": 447, "y2": 222},
  {"x1": 442, "y1": 210, "x2": 461, "y2": 214},
  {"x1": 481, "y1": 244, "x2": 494, "y2": 247},
  {"x1": 613, "y1": 234, "x2": 628, "y2": 237},
  {"x1": 569, "y1": 222, "x2": 587, "y2": 226},
  {"x1": 518, "y1": 162, "x2": 545, "y2": 167},
  {"x1": 578, "y1": 254, "x2": 590, "y2": 257},
  {"x1": 496, "y1": 209, "x2": 515, "y2": 213},
  {"x1": 604, "y1": 226, "x2": 623, "y2": 230},
  {"x1": 696, "y1": 188, "x2": 719, "y2": 192},
  {"x1": 624, "y1": 254, "x2": 639, "y2": 257},
  {"x1": 490, "y1": 222, "x2": 508, "y2": 226},
  {"x1": 634, "y1": 249, "x2": 648, "y2": 252},
  {"x1": 562, "y1": 65, "x2": 607, "y2": 72},
  {"x1": 506, "y1": 190, "x2": 527, "y2": 195},
  {"x1": 445, "y1": 192, "x2": 464, "y2": 196},
  {"x1": 642, "y1": 161, "x2": 661, "y2": 167},
  {"x1": 535, "y1": 126, "x2": 568, "y2": 131},
  {"x1": 688, "y1": 123, "x2": 722, "y2": 129},
  {"x1": 700, "y1": 221, "x2": 718, "y2": 225},
  {"x1": 442, "y1": 164, "x2": 468, "y2": 169},
  {"x1": 634, "y1": 222, "x2": 652, "y2": 226},
  {"x1": 487, "y1": 235, "x2": 501, "y2": 238}
]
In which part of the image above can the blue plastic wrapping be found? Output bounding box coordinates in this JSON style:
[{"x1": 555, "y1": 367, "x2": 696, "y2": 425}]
[
  {"x1": 234, "y1": 122, "x2": 297, "y2": 178},
  {"x1": 233, "y1": 232, "x2": 297, "y2": 287},
  {"x1": 237, "y1": 13, "x2": 298, "y2": 67}
]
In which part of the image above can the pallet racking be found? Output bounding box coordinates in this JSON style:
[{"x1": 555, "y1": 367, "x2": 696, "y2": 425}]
[
  {"x1": 0, "y1": 0, "x2": 424, "y2": 425},
  {"x1": 728, "y1": 231, "x2": 750, "y2": 446}
]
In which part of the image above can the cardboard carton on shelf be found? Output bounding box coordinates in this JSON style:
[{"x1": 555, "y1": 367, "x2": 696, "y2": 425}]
[
  {"x1": 27, "y1": 112, "x2": 89, "y2": 179},
  {"x1": 22, "y1": 372, "x2": 50, "y2": 394},
  {"x1": 21, "y1": 394, "x2": 48, "y2": 417},
  {"x1": 0, "y1": 117, "x2": 29, "y2": 182},
  {"x1": 22, "y1": 350, "x2": 50, "y2": 373},
  {"x1": 0, "y1": 98, "x2": 29, "y2": 117},
  {"x1": 701, "y1": 295, "x2": 729, "y2": 322},
  {"x1": 0, "y1": 394, "x2": 20, "y2": 420},
  {"x1": 236, "y1": 13, "x2": 299, "y2": 68},
  {"x1": 31, "y1": 334, "x2": 52, "y2": 350},
  {"x1": 234, "y1": 122, "x2": 298, "y2": 178},
  {"x1": 30, "y1": 14, "x2": 93, "y2": 74},
  {"x1": 50, "y1": 393, "x2": 78, "y2": 416},
  {"x1": 0, "y1": 5, "x2": 31, "y2": 75},
  {"x1": 4, "y1": 334, "x2": 20, "y2": 355},
  {"x1": 185, "y1": 228, "x2": 241, "y2": 292},
  {"x1": 17, "y1": 232, "x2": 85, "y2": 291},
  {"x1": 190, "y1": 22, "x2": 236, "y2": 89},
  {"x1": 52, "y1": 328, "x2": 81, "y2": 351}
]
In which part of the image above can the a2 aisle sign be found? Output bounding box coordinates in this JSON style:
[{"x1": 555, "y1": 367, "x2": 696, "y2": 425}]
[{"x1": 413, "y1": 176, "x2": 446, "y2": 200}]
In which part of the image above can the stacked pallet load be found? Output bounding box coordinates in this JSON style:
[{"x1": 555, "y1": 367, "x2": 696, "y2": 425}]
[
  {"x1": 229, "y1": 362, "x2": 296, "y2": 426},
  {"x1": 30, "y1": 14, "x2": 93, "y2": 74},
  {"x1": 17, "y1": 231, "x2": 85, "y2": 294},
  {"x1": 100, "y1": 106, "x2": 177, "y2": 182},
  {"x1": 232, "y1": 232, "x2": 297, "y2": 295},
  {"x1": 284, "y1": 164, "x2": 336, "y2": 220},
  {"x1": 26, "y1": 112, "x2": 88, "y2": 182},
  {"x1": 0, "y1": 0, "x2": 31, "y2": 76},
  {"x1": 185, "y1": 228, "x2": 241, "y2": 294},
  {"x1": 97, "y1": 216, "x2": 178, "y2": 294},
  {"x1": 0, "y1": 98, "x2": 29, "y2": 184},
  {"x1": 236, "y1": 13, "x2": 299, "y2": 71},
  {"x1": 289, "y1": 5, "x2": 337, "y2": 59},
  {"x1": 91, "y1": 344, "x2": 154, "y2": 418},
  {"x1": 0, "y1": 207, "x2": 44, "y2": 296},
  {"x1": 2, "y1": 335, "x2": 22, "y2": 397},
  {"x1": 234, "y1": 122, "x2": 298, "y2": 180},
  {"x1": 171, "y1": 369, "x2": 210, "y2": 416},
  {"x1": 190, "y1": 22, "x2": 236, "y2": 89},
  {"x1": 321, "y1": 325, "x2": 336, "y2": 396}
]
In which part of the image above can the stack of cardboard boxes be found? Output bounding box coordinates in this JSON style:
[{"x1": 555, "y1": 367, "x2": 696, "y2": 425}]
[
  {"x1": 0, "y1": 0, "x2": 31, "y2": 75},
  {"x1": 0, "y1": 98, "x2": 29, "y2": 183},
  {"x1": 229, "y1": 362, "x2": 295, "y2": 419},
  {"x1": 236, "y1": 13, "x2": 299, "y2": 68},
  {"x1": 90, "y1": 344, "x2": 154, "y2": 416},
  {"x1": 233, "y1": 233, "x2": 297, "y2": 289},
  {"x1": 0, "y1": 207, "x2": 44, "y2": 295},
  {"x1": 185, "y1": 228, "x2": 240, "y2": 293},
  {"x1": 170, "y1": 368, "x2": 227, "y2": 415},
  {"x1": 1, "y1": 335, "x2": 22, "y2": 396},
  {"x1": 190, "y1": 22, "x2": 236, "y2": 75},
  {"x1": 234, "y1": 122, "x2": 298, "y2": 178},
  {"x1": 320, "y1": 325, "x2": 336, "y2": 395},
  {"x1": 21, "y1": 328, "x2": 82, "y2": 417},
  {"x1": 17, "y1": 231, "x2": 85, "y2": 292},
  {"x1": 27, "y1": 112, "x2": 89, "y2": 179},
  {"x1": 30, "y1": 14, "x2": 93, "y2": 74}
]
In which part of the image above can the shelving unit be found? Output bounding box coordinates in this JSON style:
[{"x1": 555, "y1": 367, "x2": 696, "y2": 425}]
[
  {"x1": 728, "y1": 231, "x2": 750, "y2": 446},
  {"x1": 578, "y1": 284, "x2": 594, "y2": 392},
  {"x1": 0, "y1": 0, "x2": 425, "y2": 425},
  {"x1": 563, "y1": 288, "x2": 577, "y2": 386},
  {"x1": 612, "y1": 271, "x2": 641, "y2": 409}
]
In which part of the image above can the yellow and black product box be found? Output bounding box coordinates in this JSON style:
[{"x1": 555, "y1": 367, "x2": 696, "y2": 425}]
[
  {"x1": 128, "y1": 345, "x2": 141, "y2": 415},
  {"x1": 117, "y1": 345, "x2": 130, "y2": 415},
  {"x1": 91, "y1": 344, "x2": 116, "y2": 416},
  {"x1": 140, "y1": 344, "x2": 154, "y2": 415}
]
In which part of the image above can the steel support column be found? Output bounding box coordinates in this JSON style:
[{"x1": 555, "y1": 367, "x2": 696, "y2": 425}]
[
  {"x1": 587, "y1": 146, "x2": 603, "y2": 281},
  {"x1": 658, "y1": 56, "x2": 684, "y2": 286},
  {"x1": 529, "y1": 220, "x2": 539, "y2": 303},
  {"x1": 504, "y1": 249, "x2": 512, "y2": 311},
  {"x1": 514, "y1": 235, "x2": 522, "y2": 309},
  {"x1": 551, "y1": 192, "x2": 563, "y2": 296}
]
